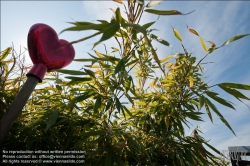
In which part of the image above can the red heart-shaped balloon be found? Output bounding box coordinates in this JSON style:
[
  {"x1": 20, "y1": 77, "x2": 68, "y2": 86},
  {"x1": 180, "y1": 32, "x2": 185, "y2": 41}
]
[{"x1": 27, "y1": 23, "x2": 75, "y2": 82}]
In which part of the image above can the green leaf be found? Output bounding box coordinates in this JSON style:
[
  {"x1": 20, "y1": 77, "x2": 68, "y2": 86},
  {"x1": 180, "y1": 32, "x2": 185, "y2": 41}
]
[
  {"x1": 65, "y1": 76, "x2": 92, "y2": 81},
  {"x1": 204, "y1": 102, "x2": 213, "y2": 123},
  {"x1": 46, "y1": 111, "x2": 58, "y2": 131},
  {"x1": 74, "y1": 58, "x2": 96, "y2": 62},
  {"x1": 105, "y1": 152, "x2": 113, "y2": 166},
  {"x1": 146, "y1": 0, "x2": 162, "y2": 8},
  {"x1": 60, "y1": 22, "x2": 109, "y2": 34},
  {"x1": 199, "y1": 36, "x2": 208, "y2": 52},
  {"x1": 94, "y1": 95, "x2": 102, "y2": 113},
  {"x1": 121, "y1": 23, "x2": 146, "y2": 35},
  {"x1": 0, "y1": 47, "x2": 12, "y2": 61},
  {"x1": 151, "y1": 34, "x2": 170, "y2": 47},
  {"x1": 115, "y1": 97, "x2": 121, "y2": 113},
  {"x1": 205, "y1": 98, "x2": 236, "y2": 136},
  {"x1": 84, "y1": 69, "x2": 96, "y2": 78},
  {"x1": 115, "y1": 57, "x2": 125, "y2": 74},
  {"x1": 69, "y1": 31, "x2": 102, "y2": 45},
  {"x1": 145, "y1": 9, "x2": 194, "y2": 15},
  {"x1": 99, "y1": 22, "x2": 120, "y2": 43},
  {"x1": 142, "y1": 21, "x2": 155, "y2": 29},
  {"x1": 199, "y1": 95, "x2": 205, "y2": 110},
  {"x1": 122, "y1": 105, "x2": 133, "y2": 117},
  {"x1": 57, "y1": 69, "x2": 87, "y2": 75},
  {"x1": 111, "y1": 47, "x2": 119, "y2": 53},
  {"x1": 74, "y1": 90, "x2": 97, "y2": 103},
  {"x1": 115, "y1": 8, "x2": 122, "y2": 24},
  {"x1": 220, "y1": 34, "x2": 250, "y2": 47},
  {"x1": 220, "y1": 83, "x2": 250, "y2": 90},
  {"x1": 206, "y1": 91, "x2": 235, "y2": 110},
  {"x1": 218, "y1": 84, "x2": 250, "y2": 100}
]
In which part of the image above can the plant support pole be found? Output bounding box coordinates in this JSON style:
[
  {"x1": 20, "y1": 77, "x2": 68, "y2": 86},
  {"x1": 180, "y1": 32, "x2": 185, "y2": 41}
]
[{"x1": 0, "y1": 76, "x2": 39, "y2": 145}]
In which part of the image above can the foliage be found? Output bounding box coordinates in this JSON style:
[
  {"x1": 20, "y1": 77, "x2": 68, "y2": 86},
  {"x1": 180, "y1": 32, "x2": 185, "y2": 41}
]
[{"x1": 1, "y1": 0, "x2": 250, "y2": 165}]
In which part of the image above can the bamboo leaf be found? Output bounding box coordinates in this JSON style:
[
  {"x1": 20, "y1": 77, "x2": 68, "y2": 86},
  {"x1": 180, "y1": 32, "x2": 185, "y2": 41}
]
[
  {"x1": 65, "y1": 76, "x2": 92, "y2": 81},
  {"x1": 115, "y1": 97, "x2": 121, "y2": 113},
  {"x1": 145, "y1": 9, "x2": 194, "y2": 15},
  {"x1": 94, "y1": 95, "x2": 102, "y2": 113},
  {"x1": 115, "y1": 8, "x2": 123, "y2": 24},
  {"x1": 218, "y1": 84, "x2": 250, "y2": 100},
  {"x1": 160, "y1": 55, "x2": 173, "y2": 63},
  {"x1": 46, "y1": 111, "x2": 58, "y2": 131},
  {"x1": 57, "y1": 69, "x2": 87, "y2": 75},
  {"x1": 84, "y1": 69, "x2": 96, "y2": 78},
  {"x1": 199, "y1": 36, "x2": 208, "y2": 52},
  {"x1": 94, "y1": 50, "x2": 104, "y2": 58},
  {"x1": 171, "y1": 26, "x2": 182, "y2": 42},
  {"x1": 150, "y1": 34, "x2": 170, "y2": 47},
  {"x1": 115, "y1": 57, "x2": 125, "y2": 74},
  {"x1": 146, "y1": 0, "x2": 162, "y2": 8},
  {"x1": 205, "y1": 98, "x2": 236, "y2": 136},
  {"x1": 113, "y1": 0, "x2": 123, "y2": 4},
  {"x1": 189, "y1": 76, "x2": 194, "y2": 88},
  {"x1": 199, "y1": 95, "x2": 205, "y2": 110},
  {"x1": 99, "y1": 22, "x2": 120, "y2": 43},
  {"x1": 121, "y1": 23, "x2": 146, "y2": 35},
  {"x1": 142, "y1": 21, "x2": 155, "y2": 29},
  {"x1": 60, "y1": 23, "x2": 109, "y2": 34},
  {"x1": 69, "y1": 31, "x2": 102, "y2": 45},
  {"x1": 149, "y1": 77, "x2": 158, "y2": 88},
  {"x1": 220, "y1": 34, "x2": 250, "y2": 47},
  {"x1": 220, "y1": 83, "x2": 250, "y2": 90},
  {"x1": 204, "y1": 102, "x2": 213, "y2": 123},
  {"x1": 0, "y1": 47, "x2": 12, "y2": 61},
  {"x1": 206, "y1": 91, "x2": 235, "y2": 110},
  {"x1": 136, "y1": 0, "x2": 144, "y2": 5}
]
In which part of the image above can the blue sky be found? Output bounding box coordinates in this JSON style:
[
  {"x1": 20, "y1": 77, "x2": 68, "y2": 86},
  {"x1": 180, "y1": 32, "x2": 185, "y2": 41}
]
[{"x1": 1, "y1": 0, "x2": 250, "y2": 160}]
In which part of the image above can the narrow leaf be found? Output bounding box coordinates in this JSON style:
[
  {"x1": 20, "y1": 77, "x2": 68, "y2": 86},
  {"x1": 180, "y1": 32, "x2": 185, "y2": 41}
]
[
  {"x1": 94, "y1": 95, "x2": 102, "y2": 113},
  {"x1": 142, "y1": 21, "x2": 155, "y2": 29},
  {"x1": 146, "y1": 0, "x2": 162, "y2": 8},
  {"x1": 151, "y1": 34, "x2": 170, "y2": 46},
  {"x1": 206, "y1": 91, "x2": 235, "y2": 110},
  {"x1": 84, "y1": 68, "x2": 96, "y2": 78},
  {"x1": 204, "y1": 102, "x2": 213, "y2": 123},
  {"x1": 220, "y1": 83, "x2": 250, "y2": 90},
  {"x1": 99, "y1": 22, "x2": 120, "y2": 42},
  {"x1": 171, "y1": 26, "x2": 182, "y2": 42},
  {"x1": 57, "y1": 69, "x2": 87, "y2": 75},
  {"x1": 189, "y1": 76, "x2": 194, "y2": 88},
  {"x1": 0, "y1": 47, "x2": 12, "y2": 61},
  {"x1": 65, "y1": 76, "x2": 92, "y2": 81},
  {"x1": 199, "y1": 95, "x2": 205, "y2": 110},
  {"x1": 145, "y1": 9, "x2": 194, "y2": 15},
  {"x1": 121, "y1": 23, "x2": 146, "y2": 35},
  {"x1": 115, "y1": 58, "x2": 125, "y2": 74},
  {"x1": 205, "y1": 98, "x2": 236, "y2": 136},
  {"x1": 220, "y1": 34, "x2": 250, "y2": 47},
  {"x1": 160, "y1": 55, "x2": 173, "y2": 63},
  {"x1": 94, "y1": 50, "x2": 104, "y2": 58},
  {"x1": 46, "y1": 111, "x2": 58, "y2": 131},
  {"x1": 115, "y1": 97, "x2": 121, "y2": 113},
  {"x1": 218, "y1": 84, "x2": 250, "y2": 100},
  {"x1": 115, "y1": 8, "x2": 123, "y2": 24},
  {"x1": 136, "y1": 0, "x2": 144, "y2": 5},
  {"x1": 199, "y1": 36, "x2": 208, "y2": 52},
  {"x1": 113, "y1": 0, "x2": 123, "y2": 4}
]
